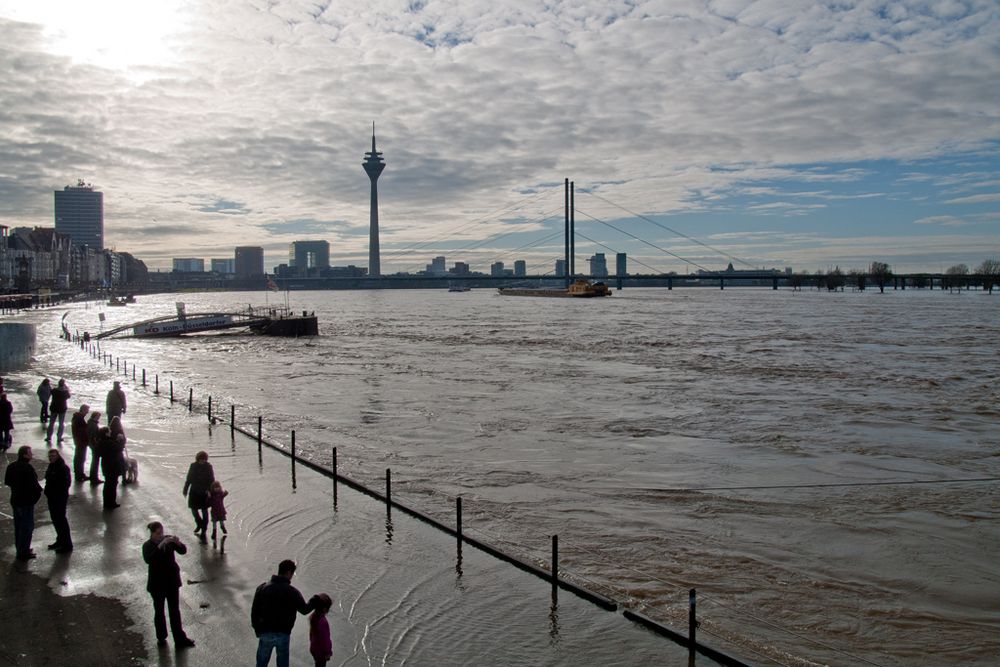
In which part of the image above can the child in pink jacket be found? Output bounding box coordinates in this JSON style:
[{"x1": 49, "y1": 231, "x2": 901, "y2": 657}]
[{"x1": 309, "y1": 593, "x2": 333, "y2": 666}]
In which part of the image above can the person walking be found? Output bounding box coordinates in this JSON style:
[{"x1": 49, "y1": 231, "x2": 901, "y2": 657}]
[
  {"x1": 44, "y1": 448, "x2": 73, "y2": 553},
  {"x1": 251, "y1": 560, "x2": 322, "y2": 667},
  {"x1": 0, "y1": 392, "x2": 13, "y2": 451},
  {"x1": 70, "y1": 404, "x2": 90, "y2": 482},
  {"x1": 105, "y1": 381, "x2": 127, "y2": 421},
  {"x1": 87, "y1": 411, "x2": 103, "y2": 485},
  {"x1": 36, "y1": 378, "x2": 51, "y2": 425},
  {"x1": 45, "y1": 379, "x2": 71, "y2": 443},
  {"x1": 182, "y1": 451, "x2": 214, "y2": 539},
  {"x1": 309, "y1": 594, "x2": 334, "y2": 667},
  {"x1": 99, "y1": 426, "x2": 123, "y2": 510},
  {"x1": 209, "y1": 480, "x2": 229, "y2": 540},
  {"x1": 4, "y1": 445, "x2": 43, "y2": 561},
  {"x1": 142, "y1": 521, "x2": 196, "y2": 649}
]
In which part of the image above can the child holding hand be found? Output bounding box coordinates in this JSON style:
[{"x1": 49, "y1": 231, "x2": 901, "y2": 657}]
[
  {"x1": 310, "y1": 593, "x2": 334, "y2": 667},
  {"x1": 209, "y1": 480, "x2": 229, "y2": 539}
]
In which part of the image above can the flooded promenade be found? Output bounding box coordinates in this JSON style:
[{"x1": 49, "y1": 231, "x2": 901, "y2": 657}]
[{"x1": 1, "y1": 314, "x2": 696, "y2": 665}]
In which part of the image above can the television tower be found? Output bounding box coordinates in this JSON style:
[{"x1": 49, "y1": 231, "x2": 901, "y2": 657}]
[{"x1": 362, "y1": 122, "x2": 386, "y2": 277}]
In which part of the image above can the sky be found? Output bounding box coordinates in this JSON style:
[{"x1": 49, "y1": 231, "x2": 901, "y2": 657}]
[{"x1": 0, "y1": 0, "x2": 998, "y2": 274}]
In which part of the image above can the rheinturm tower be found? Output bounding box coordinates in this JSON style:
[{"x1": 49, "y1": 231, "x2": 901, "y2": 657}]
[{"x1": 362, "y1": 124, "x2": 386, "y2": 277}]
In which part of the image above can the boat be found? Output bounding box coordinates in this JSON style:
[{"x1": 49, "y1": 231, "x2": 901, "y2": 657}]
[
  {"x1": 448, "y1": 286, "x2": 471, "y2": 292},
  {"x1": 93, "y1": 303, "x2": 318, "y2": 339},
  {"x1": 107, "y1": 296, "x2": 128, "y2": 306},
  {"x1": 498, "y1": 279, "x2": 612, "y2": 298}
]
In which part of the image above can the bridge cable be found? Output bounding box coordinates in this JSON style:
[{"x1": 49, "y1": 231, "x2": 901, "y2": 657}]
[
  {"x1": 576, "y1": 208, "x2": 712, "y2": 272},
  {"x1": 574, "y1": 231, "x2": 671, "y2": 275}
]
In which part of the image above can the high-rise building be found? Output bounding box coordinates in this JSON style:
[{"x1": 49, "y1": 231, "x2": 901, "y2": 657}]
[
  {"x1": 450, "y1": 262, "x2": 470, "y2": 275},
  {"x1": 234, "y1": 246, "x2": 264, "y2": 277},
  {"x1": 211, "y1": 258, "x2": 234, "y2": 274},
  {"x1": 54, "y1": 180, "x2": 103, "y2": 249},
  {"x1": 514, "y1": 260, "x2": 526, "y2": 277},
  {"x1": 491, "y1": 261, "x2": 505, "y2": 277},
  {"x1": 555, "y1": 259, "x2": 566, "y2": 276},
  {"x1": 362, "y1": 124, "x2": 386, "y2": 277},
  {"x1": 616, "y1": 253, "x2": 627, "y2": 277},
  {"x1": 172, "y1": 258, "x2": 205, "y2": 272},
  {"x1": 589, "y1": 253, "x2": 608, "y2": 278},
  {"x1": 426, "y1": 256, "x2": 446, "y2": 275},
  {"x1": 289, "y1": 240, "x2": 330, "y2": 276}
]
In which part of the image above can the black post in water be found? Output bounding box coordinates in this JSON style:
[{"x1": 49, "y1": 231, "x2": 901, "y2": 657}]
[
  {"x1": 230, "y1": 405, "x2": 235, "y2": 435},
  {"x1": 456, "y1": 496, "x2": 463, "y2": 542},
  {"x1": 689, "y1": 588, "x2": 697, "y2": 657},
  {"x1": 142, "y1": 368, "x2": 146, "y2": 386},
  {"x1": 116, "y1": 357, "x2": 120, "y2": 372},
  {"x1": 332, "y1": 446, "x2": 338, "y2": 502},
  {"x1": 154, "y1": 374, "x2": 159, "y2": 395},
  {"x1": 257, "y1": 416, "x2": 262, "y2": 460},
  {"x1": 169, "y1": 381, "x2": 174, "y2": 403},
  {"x1": 385, "y1": 468, "x2": 391, "y2": 507},
  {"x1": 551, "y1": 535, "x2": 559, "y2": 590},
  {"x1": 208, "y1": 396, "x2": 213, "y2": 422},
  {"x1": 291, "y1": 430, "x2": 297, "y2": 490},
  {"x1": 188, "y1": 388, "x2": 193, "y2": 412},
  {"x1": 132, "y1": 366, "x2": 136, "y2": 381}
]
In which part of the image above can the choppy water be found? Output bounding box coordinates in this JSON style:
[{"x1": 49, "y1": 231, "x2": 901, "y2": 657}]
[{"x1": 23, "y1": 288, "x2": 1000, "y2": 665}]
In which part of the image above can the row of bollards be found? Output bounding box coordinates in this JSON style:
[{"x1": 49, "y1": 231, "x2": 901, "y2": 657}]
[{"x1": 74, "y1": 335, "x2": 716, "y2": 665}]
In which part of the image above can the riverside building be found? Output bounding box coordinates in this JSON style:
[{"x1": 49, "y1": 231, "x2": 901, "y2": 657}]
[{"x1": 54, "y1": 180, "x2": 103, "y2": 249}]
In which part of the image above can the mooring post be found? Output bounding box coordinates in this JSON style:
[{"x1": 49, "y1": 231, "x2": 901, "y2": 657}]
[
  {"x1": 230, "y1": 404, "x2": 235, "y2": 435},
  {"x1": 257, "y1": 415, "x2": 262, "y2": 453},
  {"x1": 208, "y1": 396, "x2": 212, "y2": 422},
  {"x1": 188, "y1": 387, "x2": 193, "y2": 412},
  {"x1": 386, "y1": 468, "x2": 391, "y2": 507},
  {"x1": 689, "y1": 588, "x2": 697, "y2": 657},
  {"x1": 154, "y1": 374, "x2": 159, "y2": 395},
  {"x1": 332, "y1": 446, "x2": 338, "y2": 479},
  {"x1": 116, "y1": 357, "x2": 120, "y2": 372},
  {"x1": 291, "y1": 430, "x2": 297, "y2": 489},
  {"x1": 169, "y1": 380, "x2": 174, "y2": 403},
  {"x1": 551, "y1": 535, "x2": 559, "y2": 590},
  {"x1": 132, "y1": 366, "x2": 136, "y2": 381},
  {"x1": 456, "y1": 496, "x2": 463, "y2": 542}
]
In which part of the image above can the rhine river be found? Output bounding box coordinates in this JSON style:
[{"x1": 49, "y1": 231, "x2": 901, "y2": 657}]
[{"x1": 38, "y1": 288, "x2": 1000, "y2": 665}]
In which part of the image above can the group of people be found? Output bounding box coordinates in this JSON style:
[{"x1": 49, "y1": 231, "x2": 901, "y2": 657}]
[{"x1": 5, "y1": 375, "x2": 336, "y2": 664}]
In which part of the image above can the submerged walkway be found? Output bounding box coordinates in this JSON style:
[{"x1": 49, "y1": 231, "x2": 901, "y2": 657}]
[{"x1": 1, "y1": 366, "x2": 703, "y2": 665}]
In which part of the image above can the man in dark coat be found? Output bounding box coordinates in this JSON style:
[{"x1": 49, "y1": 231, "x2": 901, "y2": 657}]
[
  {"x1": 182, "y1": 451, "x2": 214, "y2": 537},
  {"x1": 98, "y1": 427, "x2": 123, "y2": 510},
  {"x1": 105, "y1": 381, "x2": 127, "y2": 420},
  {"x1": 142, "y1": 521, "x2": 195, "y2": 649},
  {"x1": 70, "y1": 404, "x2": 90, "y2": 482},
  {"x1": 44, "y1": 448, "x2": 73, "y2": 553},
  {"x1": 4, "y1": 445, "x2": 43, "y2": 560},
  {"x1": 87, "y1": 411, "x2": 103, "y2": 485},
  {"x1": 46, "y1": 378, "x2": 70, "y2": 443},
  {"x1": 251, "y1": 559, "x2": 321, "y2": 667}
]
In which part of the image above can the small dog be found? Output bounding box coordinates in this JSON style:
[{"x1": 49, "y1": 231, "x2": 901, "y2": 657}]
[{"x1": 124, "y1": 456, "x2": 139, "y2": 484}]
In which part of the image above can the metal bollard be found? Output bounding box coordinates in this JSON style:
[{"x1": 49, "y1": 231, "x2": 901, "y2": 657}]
[
  {"x1": 257, "y1": 416, "x2": 262, "y2": 458},
  {"x1": 689, "y1": 588, "x2": 697, "y2": 656},
  {"x1": 188, "y1": 387, "x2": 193, "y2": 412},
  {"x1": 169, "y1": 380, "x2": 174, "y2": 403},
  {"x1": 230, "y1": 405, "x2": 235, "y2": 434},
  {"x1": 386, "y1": 468, "x2": 391, "y2": 507},
  {"x1": 208, "y1": 396, "x2": 213, "y2": 422},
  {"x1": 142, "y1": 368, "x2": 146, "y2": 387},
  {"x1": 155, "y1": 374, "x2": 159, "y2": 394},
  {"x1": 551, "y1": 535, "x2": 559, "y2": 588},
  {"x1": 457, "y1": 496, "x2": 463, "y2": 541},
  {"x1": 291, "y1": 430, "x2": 297, "y2": 489},
  {"x1": 132, "y1": 366, "x2": 136, "y2": 381}
]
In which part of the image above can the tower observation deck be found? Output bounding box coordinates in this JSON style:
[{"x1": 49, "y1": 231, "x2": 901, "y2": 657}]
[{"x1": 362, "y1": 124, "x2": 386, "y2": 277}]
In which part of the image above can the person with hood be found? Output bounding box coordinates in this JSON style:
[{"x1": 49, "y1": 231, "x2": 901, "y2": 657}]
[
  {"x1": 251, "y1": 559, "x2": 322, "y2": 667},
  {"x1": 106, "y1": 381, "x2": 127, "y2": 421},
  {"x1": 4, "y1": 445, "x2": 43, "y2": 560},
  {"x1": 87, "y1": 411, "x2": 103, "y2": 485},
  {"x1": 70, "y1": 404, "x2": 91, "y2": 482},
  {"x1": 46, "y1": 379, "x2": 71, "y2": 443},
  {"x1": 44, "y1": 448, "x2": 73, "y2": 553},
  {"x1": 36, "y1": 378, "x2": 51, "y2": 425},
  {"x1": 142, "y1": 521, "x2": 196, "y2": 649}
]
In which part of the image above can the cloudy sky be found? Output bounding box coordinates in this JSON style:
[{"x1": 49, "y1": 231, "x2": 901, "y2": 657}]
[{"x1": 1, "y1": 0, "x2": 997, "y2": 274}]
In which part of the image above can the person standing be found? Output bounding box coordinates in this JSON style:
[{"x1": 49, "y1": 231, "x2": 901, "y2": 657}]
[
  {"x1": 70, "y1": 404, "x2": 90, "y2": 482},
  {"x1": 0, "y1": 392, "x2": 13, "y2": 451},
  {"x1": 87, "y1": 411, "x2": 103, "y2": 485},
  {"x1": 182, "y1": 451, "x2": 214, "y2": 538},
  {"x1": 45, "y1": 379, "x2": 71, "y2": 443},
  {"x1": 44, "y1": 448, "x2": 73, "y2": 553},
  {"x1": 36, "y1": 378, "x2": 51, "y2": 425},
  {"x1": 4, "y1": 445, "x2": 42, "y2": 560},
  {"x1": 251, "y1": 560, "x2": 321, "y2": 667},
  {"x1": 309, "y1": 594, "x2": 334, "y2": 667},
  {"x1": 99, "y1": 427, "x2": 123, "y2": 510},
  {"x1": 105, "y1": 381, "x2": 127, "y2": 421},
  {"x1": 142, "y1": 521, "x2": 196, "y2": 649},
  {"x1": 109, "y1": 416, "x2": 129, "y2": 485}
]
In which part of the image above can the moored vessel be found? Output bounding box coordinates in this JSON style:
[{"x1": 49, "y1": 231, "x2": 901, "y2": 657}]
[{"x1": 498, "y1": 279, "x2": 612, "y2": 298}]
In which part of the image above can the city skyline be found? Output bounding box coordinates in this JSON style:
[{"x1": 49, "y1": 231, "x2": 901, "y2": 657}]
[{"x1": 0, "y1": 1, "x2": 997, "y2": 274}]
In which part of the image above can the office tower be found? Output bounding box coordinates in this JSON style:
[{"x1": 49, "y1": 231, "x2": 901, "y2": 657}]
[
  {"x1": 426, "y1": 256, "x2": 446, "y2": 275},
  {"x1": 289, "y1": 240, "x2": 330, "y2": 275},
  {"x1": 616, "y1": 253, "x2": 627, "y2": 277},
  {"x1": 54, "y1": 180, "x2": 103, "y2": 249},
  {"x1": 555, "y1": 259, "x2": 566, "y2": 276},
  {"x1": 234, "y1": 246, "x2": 264, "y2": 277},
  {"x1": 450, "y1": 262, "x2": 469, "y2": 275},
  {"x1": 211, "y1": 258, "x2": 234, "y2": 274},
  {"x1": 589, "y1": 253, "x2": 608, "y2": 278},
  {"x1": 491, "y1": 261, "x2": 505, "y2": 277},
  {"x1": 172, "y1": 258, "x2": 205, "y2": 272},
  {"x1": 514, "y1": 260, "x2": 526, "y2": 277},
  {"x1": 362, "y1": 124, "x2": 386, "y2": 277}
]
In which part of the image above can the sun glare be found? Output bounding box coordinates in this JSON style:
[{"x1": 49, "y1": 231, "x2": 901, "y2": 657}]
[{"x1": 4, "y1": 0, "x2": 187, "y2": 76}]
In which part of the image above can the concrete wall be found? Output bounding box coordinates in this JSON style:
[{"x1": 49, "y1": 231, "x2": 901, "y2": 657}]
[{"x1": 0, "y1": 323, "x2": 37, "y2": 371}]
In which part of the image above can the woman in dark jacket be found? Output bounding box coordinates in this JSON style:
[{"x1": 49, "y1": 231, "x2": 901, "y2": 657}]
[
  {"x1": 182, "y1": 451, "x2": 215, "y2": 538},
  {"x1": 0, "y1": 392, "x2": 13, "y2": 450},
  {"x1": 44, "y1": 448, "x2": 73, "y2": 552},
  {"x1": 99, "y1": 427, "x2": 124, "y2": 510}
]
